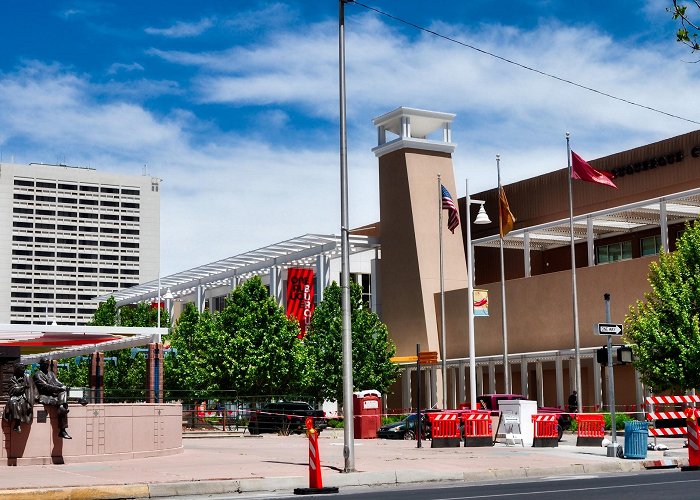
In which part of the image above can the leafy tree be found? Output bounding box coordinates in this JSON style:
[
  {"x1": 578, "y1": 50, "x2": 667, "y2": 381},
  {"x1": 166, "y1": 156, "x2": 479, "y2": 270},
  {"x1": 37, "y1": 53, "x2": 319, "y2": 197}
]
[
  {"x1": 217, "y1": 276, "x2": 309, "y2": 399},
  {"x1": 89, "y1": 296, "x2": 118, "y2": 326},
  {"x1": 303, "y1": 281, "x2": 398, "y2": 403},
  {"x1": 670, "y1": 1, "x2": 700, "y2": 52},
  {"x1": 624, "y1": 220, "x2": 700, "y2": 392}
]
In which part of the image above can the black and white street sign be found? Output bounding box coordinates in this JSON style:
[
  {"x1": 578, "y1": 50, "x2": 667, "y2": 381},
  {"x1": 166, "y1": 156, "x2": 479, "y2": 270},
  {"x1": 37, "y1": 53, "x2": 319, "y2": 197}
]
[{"x1": 597, "y1": 323, "x2": 623, "y2": 335}]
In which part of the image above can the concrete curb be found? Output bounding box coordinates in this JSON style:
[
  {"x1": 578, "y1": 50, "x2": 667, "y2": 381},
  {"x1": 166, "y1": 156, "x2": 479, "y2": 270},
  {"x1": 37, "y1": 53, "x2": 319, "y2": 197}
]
[{"x1": 0, "y1": 460, "x2": 660, "y2": 499}]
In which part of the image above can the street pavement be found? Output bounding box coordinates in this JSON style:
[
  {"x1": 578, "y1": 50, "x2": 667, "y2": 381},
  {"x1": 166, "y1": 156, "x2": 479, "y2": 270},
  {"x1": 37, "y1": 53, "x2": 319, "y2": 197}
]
[{"x1": 0, "y1": 429, "x2": 691, "y2": 499}]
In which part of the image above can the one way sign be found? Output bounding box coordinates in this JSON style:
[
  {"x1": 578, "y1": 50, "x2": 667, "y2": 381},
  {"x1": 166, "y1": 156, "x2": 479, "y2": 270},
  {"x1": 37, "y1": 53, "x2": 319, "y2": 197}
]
[{"x1": 597, "y1": 323, "x2": 623, "y2": 335}]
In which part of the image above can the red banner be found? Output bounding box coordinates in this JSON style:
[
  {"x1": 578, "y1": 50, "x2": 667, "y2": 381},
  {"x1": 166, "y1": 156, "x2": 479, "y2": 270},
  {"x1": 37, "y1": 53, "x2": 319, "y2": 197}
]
[{"x1": 286, "y1": 268, "x2": 315, "y2": 338}]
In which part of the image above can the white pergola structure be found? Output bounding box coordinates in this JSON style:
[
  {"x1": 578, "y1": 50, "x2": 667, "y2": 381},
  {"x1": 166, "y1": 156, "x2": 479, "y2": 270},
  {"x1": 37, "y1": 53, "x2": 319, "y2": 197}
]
[{"x1": 98, "y1": 233, "x2": 380, "y2": 314}]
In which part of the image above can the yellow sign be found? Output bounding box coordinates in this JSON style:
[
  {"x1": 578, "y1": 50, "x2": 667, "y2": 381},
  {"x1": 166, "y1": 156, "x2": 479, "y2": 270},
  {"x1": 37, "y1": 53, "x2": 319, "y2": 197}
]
[{"x1": 473, "y1": 289, "x2": 489, "y2": 317}]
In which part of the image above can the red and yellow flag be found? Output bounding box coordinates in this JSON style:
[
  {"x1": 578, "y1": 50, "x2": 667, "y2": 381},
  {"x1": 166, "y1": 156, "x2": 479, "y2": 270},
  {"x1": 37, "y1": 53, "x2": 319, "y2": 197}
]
[{"x1": 499, "y1": 187, "x2": 515, "y2": 237}]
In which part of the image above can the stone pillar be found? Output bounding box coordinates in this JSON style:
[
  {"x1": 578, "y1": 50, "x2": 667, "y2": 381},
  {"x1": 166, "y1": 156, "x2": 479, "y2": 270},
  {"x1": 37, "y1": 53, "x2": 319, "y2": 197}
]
[
  {"x1": 592, "y1": 358, "x2": 603, "y2": 411},
  {"x1": 555, "y1": 355, "x2": 564, "y2": 409},
  {"x1": 89, "y1": 352, "x2": 105, "y2": 404},
  {"x1": 520, "y1": 357, "x2": 528, "y2": 399},
  {"x1": 476, "y1": 365, "x2": 484, "y2": 396},
  {"x1": 402, "y1": 368, "x2": 412, "y2": 411},
  {"x1": 146, "y1": 343, "x2": 164, "y2": 403},
  {"x1": 488, "y1": 362, "x2": 496, "y2": 394},
  {"x1": 535, "y1": 361, "x2": 544, "y2": 407},
  {"x1": 458, "y1": 362, "x2": 466, "y2": 404}
]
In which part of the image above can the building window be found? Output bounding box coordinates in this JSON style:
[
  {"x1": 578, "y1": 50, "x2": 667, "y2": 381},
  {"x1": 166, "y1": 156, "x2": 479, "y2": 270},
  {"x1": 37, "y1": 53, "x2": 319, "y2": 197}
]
[
  {"x1": 596, "y1": 241, "x2": 632, "y2": 264},
  {"x1": 641, "y1": 235, "x2": 662, "y2": 256}
]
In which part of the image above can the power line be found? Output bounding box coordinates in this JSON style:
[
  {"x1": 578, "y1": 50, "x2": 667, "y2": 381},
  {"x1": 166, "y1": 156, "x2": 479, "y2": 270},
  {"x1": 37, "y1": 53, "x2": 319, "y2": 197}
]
[{"x1": 349, "y1": 1, "x2": 700, "y2": 126}]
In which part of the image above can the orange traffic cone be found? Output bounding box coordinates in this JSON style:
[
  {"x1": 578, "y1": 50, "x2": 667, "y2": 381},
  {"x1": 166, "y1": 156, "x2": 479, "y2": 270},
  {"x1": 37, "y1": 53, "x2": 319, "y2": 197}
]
[{"x1": 293, "y1": 417, "x2": 339, "y2": 495}]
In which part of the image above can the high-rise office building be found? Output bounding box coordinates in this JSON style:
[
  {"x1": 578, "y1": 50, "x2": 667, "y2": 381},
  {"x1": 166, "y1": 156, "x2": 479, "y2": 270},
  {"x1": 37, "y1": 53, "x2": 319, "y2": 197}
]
[{"x1": 0, "y1": 162, "x2": 160, "y2": 325}]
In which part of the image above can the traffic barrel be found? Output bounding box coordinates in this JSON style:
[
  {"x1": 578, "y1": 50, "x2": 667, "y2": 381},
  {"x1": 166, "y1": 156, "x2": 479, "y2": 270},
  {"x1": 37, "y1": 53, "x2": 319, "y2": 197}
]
[{"x1": 293, "y1": 417, "x2": 338, "y2": 495}]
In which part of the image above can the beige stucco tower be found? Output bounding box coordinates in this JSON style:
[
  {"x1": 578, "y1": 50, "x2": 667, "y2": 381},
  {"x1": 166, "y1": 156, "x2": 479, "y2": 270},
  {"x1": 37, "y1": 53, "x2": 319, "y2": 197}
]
[{"x1": 373, "y1": 107, "x2": 469, "y2": 406}]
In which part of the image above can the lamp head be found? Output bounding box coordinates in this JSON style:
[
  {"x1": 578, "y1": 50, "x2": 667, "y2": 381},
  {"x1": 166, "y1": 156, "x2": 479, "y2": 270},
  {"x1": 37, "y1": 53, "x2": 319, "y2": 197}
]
[{"x1": 474, "y1": 205, "x2": 491, "y2": 224}]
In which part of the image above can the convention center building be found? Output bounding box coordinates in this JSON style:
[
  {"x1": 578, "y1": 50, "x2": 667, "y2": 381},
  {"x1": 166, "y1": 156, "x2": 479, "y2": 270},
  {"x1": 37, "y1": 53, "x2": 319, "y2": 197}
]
[{"x1": 105, "y1": 107, "x2": 700, "y2": 414}]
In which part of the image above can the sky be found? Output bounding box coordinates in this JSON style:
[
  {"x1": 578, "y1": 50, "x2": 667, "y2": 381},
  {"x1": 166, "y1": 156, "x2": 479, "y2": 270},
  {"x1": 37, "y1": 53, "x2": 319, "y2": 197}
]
[{"x1": 1, "y1": 1, "x2": 699, "y2": 276}]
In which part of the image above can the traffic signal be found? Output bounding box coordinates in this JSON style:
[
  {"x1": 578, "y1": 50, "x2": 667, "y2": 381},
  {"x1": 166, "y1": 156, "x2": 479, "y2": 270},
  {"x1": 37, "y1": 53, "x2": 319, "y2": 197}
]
[
  {"x1": 617, "y1": 346, "x2": 633, "y2": 364},
  {"x1": 596, "y1": 345, "x2": 633, "y2": 364},
  {"x1": 596, "y1": 347, "x2": 608, "y2": 364}
]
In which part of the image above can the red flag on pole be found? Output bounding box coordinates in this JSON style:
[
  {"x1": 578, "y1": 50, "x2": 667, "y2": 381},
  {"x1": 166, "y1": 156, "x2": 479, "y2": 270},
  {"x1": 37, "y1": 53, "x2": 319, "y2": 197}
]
[{"x1": 571, "y1": 151, "x2": 617, "y2": 188}]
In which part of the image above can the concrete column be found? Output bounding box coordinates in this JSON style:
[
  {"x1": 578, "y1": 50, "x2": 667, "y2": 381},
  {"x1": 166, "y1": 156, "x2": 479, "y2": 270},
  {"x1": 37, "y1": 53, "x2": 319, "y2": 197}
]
[
  {"x1": 458, "y1": 362, "x2": 466, "y2": 405},
  {"x1": 448, "y1": 367, "x2": 457, "y2": 410},
  {"x1": 568, "y1": 358, "x2": 576, "y2": 395},
  {"x1": 592, "y1": 358, "x2": 603, "y2": 411},
  {"x1": 505, "y1": 362, "x2": 512, "y2": 395},
  {"x1": 587, "y1": 216, "x2": 595, "y2": 266},
  {"x1": 89, "y1": 352, "x2": 104, "y2": 404},
  {"x1": 196, "y1": 282, "x2": 205, "y2": 313},
  {"x1": 370, "y1": 255, "x2": 380, "y2": 314},
  {"x1": 535, "y1": 361, "x2": 544, "y2": 407},
  {"x1": 660, "y1": 200, "x2": 669, "y2": 252},
  {"x1": 270, "y1": 266, "x2": 282, "y2": 306},
  {"x1": 555, "y1": 355, "x2": 564, "y2": 409},
  {"x1": 476, "y1": 365, "x2": 484, "y2": 396},
  {"x1": 520, "y1": 357, "x2": 528, "y2": 399},
  {"x1": 146, "y1": 343, "x2": 164, "y2": 404},
  {"x1": 402, "y1": 367, "x2": 412, "y2": 412},
  {"x1": 523, "y1": 232, "x2": 531, "y2": 277},
  {"x1": 488, "y1": 362, "x2": 496, "y2": 394},
  {"x1": 430, "y1": 365, "x2": 438, "y2": 408},
  {"x1": 316, "y1": 255, "x2": 330, "y2": 303},
  {"x1": 635, "y1": 367, "x2": 644, "y2": 417}
]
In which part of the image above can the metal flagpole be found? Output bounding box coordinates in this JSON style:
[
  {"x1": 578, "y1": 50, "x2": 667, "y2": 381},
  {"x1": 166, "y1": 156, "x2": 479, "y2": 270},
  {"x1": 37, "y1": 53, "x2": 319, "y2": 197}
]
[
  {"x1": 438, "y1": 174, "x2": 447, "y2": 409},
  {"x1": 466, "y1": 178, "x2": 477, "y2": 410},
  {"x1": 339, "y1": 0, "x2": 355, "y2": 472},
  {"x1": 496, "y1": 155, "x2": 510, "y2": 394},
  {"x1": 566, "y1": 133, "x2": 583, "y2": 413}
]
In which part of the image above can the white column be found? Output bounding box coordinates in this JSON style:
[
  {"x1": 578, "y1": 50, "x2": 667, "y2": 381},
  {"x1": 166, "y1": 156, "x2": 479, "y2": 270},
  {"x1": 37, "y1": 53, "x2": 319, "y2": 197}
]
[
  {"x1": 635, "y1": 367, "x2": 644, "y2": 417},
  {"x1": 660, "y1": 200, "x2": 669, "y2": 252},
  {"x1": 523, "y1": 232, "x2": 531, "y2": 277},
  {"x1": 196, "y1": 281, "x2": 205, "y2": 313},
  {"x1": 488, "y1": 362, "x2": 496, "y2": 394},
  {"x1": 568, "y1": 358, "x2": 576, "y2": 395},
  {"x1": 476, "y1": 365, "x2": 484, "y2": 396},
  {"x1": 520, "y1": 357, "x2": 528, "y2": 399},
  {"x1": 587, "y1": 216, "x2": 595, "y2": 266},
  {"x1": 458, "y1": 362, "x2": 466, "y2": 404},
  {"x1": 429, "y1": 366, "x2": 438, "y2": 408},
  {"x1": 448, "y1": 367, "x2": 457, "y2": 409},
  {"x1": 592, "y1": 358, "x2": 602, "y2": 411},
  {"x1": 535, "y1": 361, "x2": 544, "y2": 407},
  {"x1": 270, "y1": 266, "x2": 282, "y2": 306},
  {"x1": 316, "y1": 255, "x2": 328, "y2": 303},
  {"x1": 370, "y1": 254, "x2": 380, "y2": 314},
  {"x1": 423, "y1": 368, "x2": 431, "y2": 409},
  {"x1": 402, "y1": 368, "x2": 412, "y2": 411},
  {"x1": 555, "y1": 355, "x2": 564, "y2": 409}
]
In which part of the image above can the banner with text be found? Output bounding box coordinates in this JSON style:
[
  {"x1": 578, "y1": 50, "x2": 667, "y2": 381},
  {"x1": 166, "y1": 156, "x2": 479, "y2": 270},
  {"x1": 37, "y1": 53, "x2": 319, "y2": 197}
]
[{"x1": 286, "y1": 268, "x2": 315, "y2": 338}]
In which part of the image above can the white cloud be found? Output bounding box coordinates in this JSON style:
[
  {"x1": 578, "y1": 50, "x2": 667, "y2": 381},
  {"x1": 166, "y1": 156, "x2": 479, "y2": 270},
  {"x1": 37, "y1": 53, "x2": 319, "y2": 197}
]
[
  {"x1": 107, "y1": 62, "x2": 144, "y2": 75},
  {"x1": 145, "y1": 18, "x2": 215, "y2": 38},
  {"x1": 2, "y1": 11, "x2": 700, "y2": 276}
]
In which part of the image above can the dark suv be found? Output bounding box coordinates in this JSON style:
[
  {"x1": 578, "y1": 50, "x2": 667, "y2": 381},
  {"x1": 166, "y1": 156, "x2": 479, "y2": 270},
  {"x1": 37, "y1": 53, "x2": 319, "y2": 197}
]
[{"x1": 247, "y1": 402, "x2": 327, "y2": 435}]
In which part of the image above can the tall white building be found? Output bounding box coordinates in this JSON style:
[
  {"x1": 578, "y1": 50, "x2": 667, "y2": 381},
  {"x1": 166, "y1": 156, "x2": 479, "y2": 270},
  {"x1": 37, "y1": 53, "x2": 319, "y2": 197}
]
[{"x1": 0, "y1": 162, "x2": 160, "y2": 325}]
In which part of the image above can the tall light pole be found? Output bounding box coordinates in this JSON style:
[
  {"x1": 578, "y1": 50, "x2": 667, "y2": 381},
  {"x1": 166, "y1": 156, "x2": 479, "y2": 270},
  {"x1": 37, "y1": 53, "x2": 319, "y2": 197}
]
[
  {"x1": 338, "y1": 0, "x2": 355, "y2": 473},
  {"x1": 466, "y1": 179, "x2": 490, "y2": 410}
]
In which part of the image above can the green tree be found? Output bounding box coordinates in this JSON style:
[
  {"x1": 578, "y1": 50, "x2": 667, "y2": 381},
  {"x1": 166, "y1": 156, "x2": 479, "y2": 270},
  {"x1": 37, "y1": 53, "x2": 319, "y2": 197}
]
[
  {"x1": 670, "y1": 1, "x2": 700, "y2": 52},
  {"x1": 303, "y1": 281, "x2": 399, "y2": 403},
  {"x1": 218, "y1": 276, "x2": 309, "y2": 398},
  {"x1": 624, "y1": 220, "x2": 700, "y2": 392}
]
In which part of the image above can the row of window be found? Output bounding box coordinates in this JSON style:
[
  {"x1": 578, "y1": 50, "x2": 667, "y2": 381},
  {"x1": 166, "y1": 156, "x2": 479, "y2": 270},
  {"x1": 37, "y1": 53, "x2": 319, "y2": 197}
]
[
  {"x1": 11, "y1": 306, "x2": 96, "y2": 314},
  {"x1": 12, "y1": 249, "x2": 138, "y2": 258},
  {"x1": 14, "y1": 178, "x2": 140, "y2": 196},
  {"x1": 596, "y1": 235, "x2": 664, "y2": 264},
  {"x1": 13, "y1": 207, "x2": 140, "y2": 222},
  {"x1": 13, "y1": 193, "x2": 140, "y2": 208},
  {"x1": 12, "y1": 240, "x2": 139, "y2": 252},
  {"x1": 13, "y1": 225, "x2": 139, "y2": 236},
  {"x1": 11, "y1": 277, "x2": 136, "y2": 288},
  {"x1": 11, "y1": 291, "x2": 97, "y2": 300},
  {"x1": 13, "y1": 238, "x2": 139, "y2": 248},
  {"x1": 12, "y1": 264, "x2": 138, "y2": 275}
]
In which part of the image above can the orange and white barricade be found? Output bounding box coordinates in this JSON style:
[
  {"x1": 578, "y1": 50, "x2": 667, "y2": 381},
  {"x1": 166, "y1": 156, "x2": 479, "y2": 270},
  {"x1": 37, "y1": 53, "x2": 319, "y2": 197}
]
[
  {"x1": 462, "y1": 411, "x2": 493, "y2": 447},
  {"x1": 532, "y1": 414, "x2": 559, "y2": 448},
  {"x1": 575, "y1": 413, "x2": 605, "y2": 446},
  {"x1": 645, "y1": 395, "x2": 700, "y2": 438},
  {"x1": 429, "y1": 412, "x2": 462, "y2": 448},
  {"x1": 682, "y1": 408, "x2": 700, "y2": 471}
]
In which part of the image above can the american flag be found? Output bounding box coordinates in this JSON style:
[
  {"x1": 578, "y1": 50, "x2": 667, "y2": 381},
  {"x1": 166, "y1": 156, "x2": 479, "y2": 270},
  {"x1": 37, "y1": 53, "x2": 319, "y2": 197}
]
[{"x1": 441, "y1": 184, "x2": 460, "y2": 233}]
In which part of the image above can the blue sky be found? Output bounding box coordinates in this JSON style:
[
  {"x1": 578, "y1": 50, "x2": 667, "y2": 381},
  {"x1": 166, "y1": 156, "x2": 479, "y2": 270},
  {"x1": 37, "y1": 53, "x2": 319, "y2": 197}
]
[{"x1": 1, "y1": 1, "x2": 698, "y2": 275}]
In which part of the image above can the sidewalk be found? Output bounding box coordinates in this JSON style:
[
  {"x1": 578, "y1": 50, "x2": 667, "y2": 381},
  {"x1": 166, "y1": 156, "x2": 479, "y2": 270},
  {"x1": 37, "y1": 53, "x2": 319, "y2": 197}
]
[{"x1": 0, "y1": 431, "x2": 689, "y2": 499}]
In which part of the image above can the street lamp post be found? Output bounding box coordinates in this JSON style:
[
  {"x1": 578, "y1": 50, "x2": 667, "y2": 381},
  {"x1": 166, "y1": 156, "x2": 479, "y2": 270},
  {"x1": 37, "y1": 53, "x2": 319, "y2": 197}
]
[{"x1": 466, "y1": 179, "x2": 490, "y2": 410}]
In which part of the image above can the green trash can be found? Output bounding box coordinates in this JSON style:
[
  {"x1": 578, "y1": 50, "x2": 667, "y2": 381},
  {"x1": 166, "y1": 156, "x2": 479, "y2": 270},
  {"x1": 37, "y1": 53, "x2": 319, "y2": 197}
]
[{"x1": 623, "y1": 420, "x2": 648, "y2": 459}]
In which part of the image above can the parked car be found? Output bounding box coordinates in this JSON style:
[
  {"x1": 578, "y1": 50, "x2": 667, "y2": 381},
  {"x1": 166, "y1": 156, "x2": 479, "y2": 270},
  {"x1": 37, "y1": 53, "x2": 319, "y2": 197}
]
[
  {"x1": 247, "y1": 402, "x2": 327, "y2": 435},
  {"x1": 377, "y1": 410, "x2": 442, "y2": 440},
  {"x1": 475, "y1": 394, "x2": 572, "y2": 441}
]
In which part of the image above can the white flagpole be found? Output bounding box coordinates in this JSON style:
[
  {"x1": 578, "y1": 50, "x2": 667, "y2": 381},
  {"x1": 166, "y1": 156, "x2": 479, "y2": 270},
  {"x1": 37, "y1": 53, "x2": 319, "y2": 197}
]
[
  {"x1": 566, "y1": 133, "x2": 583, "y2": 413},
  {"x1": 496, "y1": 155, "x2": 510, "y2": 394},
  {"x1": 438, "y1": 174, "x2": 447, "y2": 409}
]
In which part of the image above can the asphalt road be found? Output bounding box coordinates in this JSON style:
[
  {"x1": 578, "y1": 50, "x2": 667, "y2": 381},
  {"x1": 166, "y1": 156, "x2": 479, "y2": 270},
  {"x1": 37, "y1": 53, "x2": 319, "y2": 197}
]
[{"x1": 165, "y1": 469, "x2": 700, "y2": 499}]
